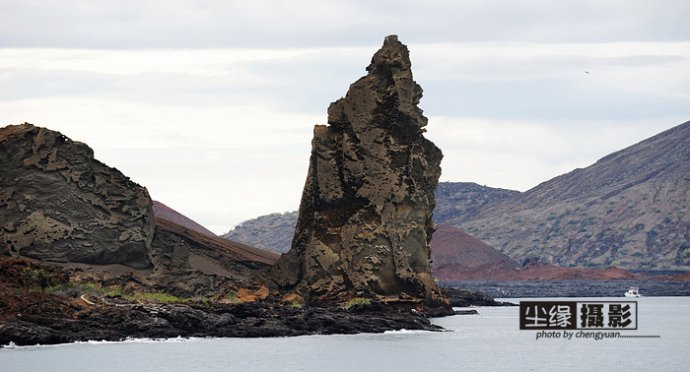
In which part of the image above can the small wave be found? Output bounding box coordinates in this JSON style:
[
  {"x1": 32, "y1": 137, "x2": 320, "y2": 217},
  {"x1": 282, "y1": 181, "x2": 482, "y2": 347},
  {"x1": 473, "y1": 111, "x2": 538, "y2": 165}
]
[
  {"x1": 75, "y1": 336, "x2": 198, "y2": 345},
  {"x1": 382, "y1": 329, "x2": 431, "y2": 335},
  {"x1": 2, "y1": 336, "x2": 201, "y2": 350}
]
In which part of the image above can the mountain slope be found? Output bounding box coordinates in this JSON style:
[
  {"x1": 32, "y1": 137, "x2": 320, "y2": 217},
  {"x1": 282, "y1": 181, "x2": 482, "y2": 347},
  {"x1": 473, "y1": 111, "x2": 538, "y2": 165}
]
[
  {"x1": 458, "y1": 121, "x2": 690, "y2": 270},
  {"x1": 434, "y1": 182, "x2": 520, "y2": 224},
  {"x1": 153, "y1": 200, "x2": 216, "y2": 237}
]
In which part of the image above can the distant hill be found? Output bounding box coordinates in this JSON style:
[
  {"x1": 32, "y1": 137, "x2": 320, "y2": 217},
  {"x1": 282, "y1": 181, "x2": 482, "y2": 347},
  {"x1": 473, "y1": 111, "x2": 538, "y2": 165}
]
[
  {"x1": 222, "y1": 211, "x2": 298, "y2": 254},
  {"x1": 458, "y1": 121, "x2": 690, "y2": 271}
]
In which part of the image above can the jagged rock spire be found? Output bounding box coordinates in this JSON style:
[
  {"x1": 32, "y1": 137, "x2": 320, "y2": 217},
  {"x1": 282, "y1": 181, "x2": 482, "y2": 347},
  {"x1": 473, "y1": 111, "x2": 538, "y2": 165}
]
[{"x1": 271, "y1": 36, "x2": 446, "y2": 305}]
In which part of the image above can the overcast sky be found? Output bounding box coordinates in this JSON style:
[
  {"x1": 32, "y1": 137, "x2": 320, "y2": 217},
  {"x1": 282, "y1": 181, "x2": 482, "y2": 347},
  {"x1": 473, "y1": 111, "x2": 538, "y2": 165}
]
[{"x1": 2, "y1": 0, "x2": 689, "y2": 234}]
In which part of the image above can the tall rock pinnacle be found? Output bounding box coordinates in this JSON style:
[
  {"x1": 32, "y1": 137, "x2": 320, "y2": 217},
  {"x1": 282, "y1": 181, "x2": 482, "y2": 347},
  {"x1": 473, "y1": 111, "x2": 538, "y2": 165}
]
[{"x1": 271, "y1": 36, "x2": 446, "y2": 304}]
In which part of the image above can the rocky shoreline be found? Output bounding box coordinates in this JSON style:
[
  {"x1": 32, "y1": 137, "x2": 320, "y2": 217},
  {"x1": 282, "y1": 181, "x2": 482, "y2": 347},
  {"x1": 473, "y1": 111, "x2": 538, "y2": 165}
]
[
  {"x1": 0, "y1": 277, "x2": 520, "y2": 347},
  {"x1": 0, "y1": 257, "x2": 511, "y2": 347},
  {"x1": 0, "y1": 293, "x2": 469, "y2": 347}
]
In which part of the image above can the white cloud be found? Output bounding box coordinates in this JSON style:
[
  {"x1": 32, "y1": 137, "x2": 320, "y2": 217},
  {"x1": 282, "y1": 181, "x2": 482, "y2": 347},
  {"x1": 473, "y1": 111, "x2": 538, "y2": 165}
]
[
  {"x1": 0, "y1": 48, "x2": 313, "y2": 78},
  {"x1": 0, "y1": 96, "x2": 318, "y2": 233},
  {"x1": 426, "y1": 116, "x2": 682, "y2": 191},
  {"x1": 2, "y1": 7, "x2": 689, "y2": 232},
  {"x1": 2, "y1": 1, "x2": 690, "y2": 48}
]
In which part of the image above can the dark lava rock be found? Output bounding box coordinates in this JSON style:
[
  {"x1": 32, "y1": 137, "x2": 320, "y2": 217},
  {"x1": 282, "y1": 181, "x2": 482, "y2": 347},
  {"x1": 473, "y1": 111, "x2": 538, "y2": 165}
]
[
  {"x1": 271, "y1": 35, "x2": 446, "y2": 305},
  {"x1": 0, "y1": 296, "x2": 443, "y2": 347},
  {"x1": 441, "y1": 287, "x2": 516, "y2": 307},
  {"x1": 0, "y1": 124, "x2": 154, "y2": 268}
]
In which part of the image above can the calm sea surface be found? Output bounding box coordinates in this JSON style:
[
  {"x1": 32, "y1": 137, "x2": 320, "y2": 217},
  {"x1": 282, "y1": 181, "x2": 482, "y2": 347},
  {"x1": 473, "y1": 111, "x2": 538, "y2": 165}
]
[{"x1": 2, "y1": 297, "x2": 689, "y2": 372}]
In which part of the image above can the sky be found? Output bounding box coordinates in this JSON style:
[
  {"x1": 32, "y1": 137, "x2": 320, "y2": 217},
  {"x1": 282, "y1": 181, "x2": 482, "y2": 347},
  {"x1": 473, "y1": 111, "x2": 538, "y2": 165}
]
[{"x1": 2, "y1": 0, "x2": 689, "y2": 234}]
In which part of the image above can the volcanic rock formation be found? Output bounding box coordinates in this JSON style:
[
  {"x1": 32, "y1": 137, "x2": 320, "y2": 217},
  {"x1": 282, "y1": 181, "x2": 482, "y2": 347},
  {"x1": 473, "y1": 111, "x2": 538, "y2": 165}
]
[
  {"x1": 271, "y1": 35, "x2": 445, "y2": 304},
  {"x1": 0, "y1": 124, "x2": 154, "y2": 268}
]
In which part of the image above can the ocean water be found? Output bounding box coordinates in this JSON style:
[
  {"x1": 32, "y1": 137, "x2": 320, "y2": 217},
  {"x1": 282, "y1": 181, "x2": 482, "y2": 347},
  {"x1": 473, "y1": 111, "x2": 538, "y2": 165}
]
[{"x1": 2, "y1": 297, "x2": 689, "y2": 372}]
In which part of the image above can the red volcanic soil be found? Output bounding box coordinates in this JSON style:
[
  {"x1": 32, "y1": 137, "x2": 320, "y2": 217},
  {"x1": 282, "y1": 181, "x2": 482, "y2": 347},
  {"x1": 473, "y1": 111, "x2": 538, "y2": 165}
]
[
  {"x1": 673, "y1": 271, "x2": 690, "y2": 281},
  {"x1": 504, "y1": 262, "x2": 644, "y2": 281},
  {"x1": 152, "y1": 200, "x2": 217, "y2": 237},
  {"x1": 431, "y1": 224, "x2": 518, "y2": 279},
  {"x1": 431, "y1": 224, "x2": 643, "y2": 281}
]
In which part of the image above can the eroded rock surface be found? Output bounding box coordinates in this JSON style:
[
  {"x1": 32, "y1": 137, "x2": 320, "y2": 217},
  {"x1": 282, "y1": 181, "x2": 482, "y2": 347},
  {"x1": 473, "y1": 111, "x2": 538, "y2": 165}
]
[
  {"x1": 0, "y1": 124, "x2": 154, "y2": 268},
  {"x1": 272, "y1": 36, "x2": 445, "y2": 304},
  {"x1": 150, "y1": 216, "x2": 279, "y2": 296}
]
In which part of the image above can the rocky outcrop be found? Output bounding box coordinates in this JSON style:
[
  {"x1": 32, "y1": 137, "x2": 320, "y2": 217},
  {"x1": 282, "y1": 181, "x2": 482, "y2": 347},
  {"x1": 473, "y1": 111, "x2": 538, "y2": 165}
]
[
  {"x1": 0, "y1": 124, "x2": 154, "y2": 269},
  {"x1": 271, "y1": 36, "x2": 445, "y2": 304},
  {"x1": 0, "y1": 293, "x2": 443, "y2": 347},
  {"x1": 441, "y1": 287, "x2": 515, "y2": 307},
  {"x1": 0, "y1": 123, "x2": 279, "y2": 294}
]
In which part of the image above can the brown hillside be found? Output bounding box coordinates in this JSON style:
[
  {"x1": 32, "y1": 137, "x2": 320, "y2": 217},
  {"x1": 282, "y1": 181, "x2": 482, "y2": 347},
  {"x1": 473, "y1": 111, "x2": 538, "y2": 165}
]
[
  {"x1": 154, "y1": 216, "x2": 279, "y2": 267},
  {"x1": 153, "y1": 200, "x2": 217, "y2": 237},
  {"x1": 431, "y1": 224, "x2": 518, "y2": 279},
  {"x1": 456, "y1": 121, "x2": 690, "y2": 271}
]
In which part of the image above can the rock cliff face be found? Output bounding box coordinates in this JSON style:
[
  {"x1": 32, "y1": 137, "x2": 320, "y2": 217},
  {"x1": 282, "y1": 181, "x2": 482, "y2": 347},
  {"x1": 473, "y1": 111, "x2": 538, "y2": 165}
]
[
  {"x1": 271, "y1": 36, "x2": 445, "y2": 304},
  {"x1": 0, "y1": 124, "x2": 154, "y2": 268}
]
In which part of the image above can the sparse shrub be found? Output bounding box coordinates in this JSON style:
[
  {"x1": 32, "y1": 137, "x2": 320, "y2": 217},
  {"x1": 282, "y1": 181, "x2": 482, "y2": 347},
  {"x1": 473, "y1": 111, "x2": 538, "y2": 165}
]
[
  {"x1": 341, "y1": 297, "x2": 372, "y2": 310},
  {"x1": 46, "y1": 283, "x2": 125, "y2": 298},
  {"x1": 221, "y1": 291, "x2": 240, "y2": 304},
  {"x1": 289, "y1": 301, "x2": 302, "y2": 309},
  {"x1": 124, "y1": 291, "x2": 185, "y2": 303},
  {"x1": 20, "y1": 267, "x2": 54, "y2": 295}
]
